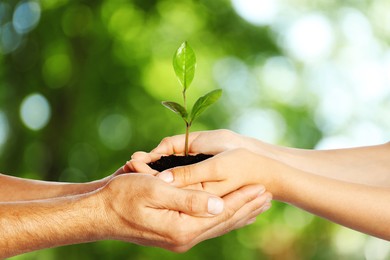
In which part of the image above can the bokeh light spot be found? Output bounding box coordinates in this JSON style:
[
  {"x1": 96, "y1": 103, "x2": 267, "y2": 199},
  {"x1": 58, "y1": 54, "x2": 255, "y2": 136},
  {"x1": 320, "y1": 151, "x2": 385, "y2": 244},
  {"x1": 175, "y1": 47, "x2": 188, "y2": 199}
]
[
  {"x1": 20, "y1": 93, "x2": 51, "y2": 131},
  {"x1": 12, "y1": 1, "x2": 41, "y2": 34},
  {"x1": 108, "y1": 4, "x2": 143, "y2": 38},
  {"x1": 260, "y1": 56, "x2": 299, "y2": 104},
  {"x1": 213, "y1": 57, "x2": 258, "y2": 109},
  {"x1": 231, "y1": 0, "x2": 279, "y2": 26},
  {"x1": 283, "y1": 206, "x2": 314, "y2": 230},
  {"x1": 142, "y1": 59, "x2": 181, "y2": 101},
  {"x1": 331, "y1": 226, "x2": 366, "y2": 257},
  {"x1": 40, "y1": 0, "x2": 68, "y2": 10},
  {"x1": 284, "y1": 13, "x2": 334, "y2": 62},
  {"x1": 42, "y1": 53, "x2": 72, "y2": 88},
  {"x1": 231, "y1": 109, "x2": 286, "y2": 143},
  {"x1": 364, "y1": 236, "x2": 390, "y2": 260},
  {"x1": 0, "y1": 22, "x2": 22, "y2": 54},
  {"x1": 98, "y1": 114, "x2": 131, "y2": 150}
]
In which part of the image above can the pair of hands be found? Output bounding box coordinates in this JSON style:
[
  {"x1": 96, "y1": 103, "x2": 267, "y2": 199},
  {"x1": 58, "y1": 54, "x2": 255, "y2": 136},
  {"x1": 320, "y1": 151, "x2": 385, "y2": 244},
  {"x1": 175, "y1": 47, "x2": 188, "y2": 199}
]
[
  {"x1": 127, "y1": 129, "x2": 278, "y2": 197},
  {"x1": 98, "y1": 130, "x2": 272, "y2": 252}
]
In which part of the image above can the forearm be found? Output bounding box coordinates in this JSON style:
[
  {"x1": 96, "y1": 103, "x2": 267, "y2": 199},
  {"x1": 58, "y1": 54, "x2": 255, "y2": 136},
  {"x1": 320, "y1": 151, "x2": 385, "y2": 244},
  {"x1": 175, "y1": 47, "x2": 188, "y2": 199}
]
[
  {"x1": 270, "y1": 160, "x2": 390, "y2": 240},
  {"x1": 0, "y1": 191, "x2": 108, "y2": 258},
  {"x1": 248, "y1": 138, "x2": 390, "y2": 187},
  {"x1": 0, "y1": 173, "x2": 106, "y2": 202}
]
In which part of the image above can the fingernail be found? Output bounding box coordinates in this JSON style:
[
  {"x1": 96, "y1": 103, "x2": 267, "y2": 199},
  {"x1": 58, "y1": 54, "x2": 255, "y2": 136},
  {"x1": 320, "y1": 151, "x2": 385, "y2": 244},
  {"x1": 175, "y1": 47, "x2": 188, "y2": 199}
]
[
  {"x1": 265, "y1": 195, "x2": 272, "y2": 203},
  {"x1": 158, "y1": 171, "x2": 173, "y2": 183},
  {"x1": 261, "y1": 203, "x2": 271, "y2": 213},
  {"x1": 208, "y1": 197, "x2": 224, "y2": 215}
]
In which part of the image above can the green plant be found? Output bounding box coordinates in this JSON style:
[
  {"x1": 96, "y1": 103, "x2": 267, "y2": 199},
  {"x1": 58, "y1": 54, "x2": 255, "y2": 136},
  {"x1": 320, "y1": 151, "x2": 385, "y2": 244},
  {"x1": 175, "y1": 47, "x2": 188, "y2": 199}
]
[{"x1": 162, "y1": 41, "x2": 222, "y2": 156}]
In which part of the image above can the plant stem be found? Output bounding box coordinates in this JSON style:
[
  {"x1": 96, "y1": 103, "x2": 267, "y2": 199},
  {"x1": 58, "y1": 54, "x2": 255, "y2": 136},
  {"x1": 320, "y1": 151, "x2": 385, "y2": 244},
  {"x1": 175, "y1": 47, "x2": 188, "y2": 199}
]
[
  {"x1": 182, "y1": 89, "x2": 187, "y2": 110},
  {"x1": 185, "y1": 122, "x2": 190, "y2": 156},
  {"x1": 183, "y1": 89, "x2": 189, "y2": 156}
]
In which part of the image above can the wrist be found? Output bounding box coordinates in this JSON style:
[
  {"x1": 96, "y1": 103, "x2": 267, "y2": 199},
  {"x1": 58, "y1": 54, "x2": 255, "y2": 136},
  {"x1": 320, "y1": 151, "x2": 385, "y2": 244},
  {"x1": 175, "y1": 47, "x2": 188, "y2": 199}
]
[
  {"x1": 84, "y1": 188, "x2": 113, "y2": 240},
  {"x1": 94, "y1": 180, "x2": 129, "y2": 241},
  {"x1": 244, "y1": 136, "x2": 308, "y2": 169},
  {"x1": 249, "y1": 151, "x2": 284, "y2": 200}
]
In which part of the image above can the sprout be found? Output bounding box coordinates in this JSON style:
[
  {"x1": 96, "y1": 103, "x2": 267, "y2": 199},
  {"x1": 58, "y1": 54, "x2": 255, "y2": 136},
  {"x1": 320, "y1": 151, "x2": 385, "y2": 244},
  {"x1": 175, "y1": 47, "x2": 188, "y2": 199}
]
[{"x1": 162, "y1": 41, "x2": 222, "y2": 156}]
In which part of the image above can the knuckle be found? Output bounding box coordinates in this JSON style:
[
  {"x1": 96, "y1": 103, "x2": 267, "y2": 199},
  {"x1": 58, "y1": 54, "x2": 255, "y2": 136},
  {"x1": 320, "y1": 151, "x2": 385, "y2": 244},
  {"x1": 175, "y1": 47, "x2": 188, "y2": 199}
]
[
  {"x1": 184, "y1": 193, "x2": 201, "y2": 214},
  {"x1": 179, "y1": 165, "x2": 194, "y2": 184}
]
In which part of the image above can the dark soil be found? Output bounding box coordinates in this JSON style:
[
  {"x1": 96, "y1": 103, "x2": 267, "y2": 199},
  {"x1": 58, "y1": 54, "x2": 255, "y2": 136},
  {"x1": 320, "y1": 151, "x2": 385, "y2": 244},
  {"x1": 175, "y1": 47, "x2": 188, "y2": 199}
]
[{"x1": 148, "y1": 154, "x2": 213, "y2": 172}]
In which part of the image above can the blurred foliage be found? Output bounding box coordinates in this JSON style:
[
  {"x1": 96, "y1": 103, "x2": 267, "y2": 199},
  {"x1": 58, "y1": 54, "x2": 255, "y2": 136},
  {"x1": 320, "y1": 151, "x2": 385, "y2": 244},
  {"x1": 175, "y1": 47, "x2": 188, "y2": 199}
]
[{"x1": 0, "y1": 0, "x2": 387, "y2": 259}]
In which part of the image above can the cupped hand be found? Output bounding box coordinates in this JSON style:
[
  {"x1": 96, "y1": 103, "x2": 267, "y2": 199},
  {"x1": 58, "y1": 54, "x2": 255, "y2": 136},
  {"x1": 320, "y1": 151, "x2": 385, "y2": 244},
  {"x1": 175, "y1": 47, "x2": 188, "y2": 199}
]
[
  {"x1": 98, "y1": 173, "x2": 272, "y2": 252},
  {"x1": 157, "y1": 148, "x2": 279, "y2": 197},
  {"x1": 124, "y1": 129, "x2": 252, "y2": 174}
]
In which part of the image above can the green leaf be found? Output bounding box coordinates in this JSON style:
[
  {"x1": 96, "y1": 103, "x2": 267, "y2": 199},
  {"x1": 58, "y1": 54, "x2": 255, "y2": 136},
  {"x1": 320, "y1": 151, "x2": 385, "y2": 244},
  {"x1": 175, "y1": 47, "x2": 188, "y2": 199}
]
[
  {"x1": 189, "y1": 89, "x2": 222, "y2": 123},
  {"x1": 162, "y1": 101, "x2": 188, "y2": 121},
  {"x1": 173, "y1": 41, "x2": 196, "y2": 90}
]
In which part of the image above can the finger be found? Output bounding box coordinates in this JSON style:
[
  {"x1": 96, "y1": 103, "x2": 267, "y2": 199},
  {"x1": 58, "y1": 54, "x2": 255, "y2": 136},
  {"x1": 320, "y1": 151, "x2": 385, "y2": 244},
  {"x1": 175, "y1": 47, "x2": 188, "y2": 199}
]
[
  {"x1": 126, "y1": 160, "x2": 158, "y2": 175},
  {"x1": 131, "y1": 151, "x2": 162, "y2": 163},
  {"x1": 217, "y1": 185, "x2": 268, "y2": 222},
  {"x1": 156, "y1": 157, "x2": 219, "y2": 186},
  {"x1": 153, "y1": 184, "x2": 226, "y2": 217},
  {"x1": 235, "y1": 192, "x2": 273, "y2": 228},
  {"x1": 172, "y1": 185, "x2": 268, "y2": 250},
  {"x1": 191, "y1": 191, "x2": 272, "y2": 245}
]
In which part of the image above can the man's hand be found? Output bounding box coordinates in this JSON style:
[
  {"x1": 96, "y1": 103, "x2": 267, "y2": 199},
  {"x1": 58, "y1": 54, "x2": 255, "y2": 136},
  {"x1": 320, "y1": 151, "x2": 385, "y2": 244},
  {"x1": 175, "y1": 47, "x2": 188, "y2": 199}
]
[
  {"x1": 99, "y1": 173, "x2": 272, "y2": 252},
  {"x1": 0, "y1": 172, "x2": 271, "y2": 258}
]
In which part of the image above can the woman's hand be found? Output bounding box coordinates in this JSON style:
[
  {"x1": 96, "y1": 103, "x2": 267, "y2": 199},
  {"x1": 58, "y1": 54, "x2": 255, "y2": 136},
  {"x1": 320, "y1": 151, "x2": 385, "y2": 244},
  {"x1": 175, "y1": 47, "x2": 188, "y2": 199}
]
[
  {"x1": 124, "y1": 129, "x2": 258, "y2": 174},
  {"x1": 156, "y1": 148, "x2": 280, "y2": 198}
]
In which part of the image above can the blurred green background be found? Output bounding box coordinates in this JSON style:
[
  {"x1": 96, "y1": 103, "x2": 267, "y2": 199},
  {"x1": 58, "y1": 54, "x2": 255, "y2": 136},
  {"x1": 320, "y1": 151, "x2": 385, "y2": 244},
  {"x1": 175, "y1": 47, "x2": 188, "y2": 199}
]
[{"x1": 1, "y1": 0, "x2": 390, "y2": 259}]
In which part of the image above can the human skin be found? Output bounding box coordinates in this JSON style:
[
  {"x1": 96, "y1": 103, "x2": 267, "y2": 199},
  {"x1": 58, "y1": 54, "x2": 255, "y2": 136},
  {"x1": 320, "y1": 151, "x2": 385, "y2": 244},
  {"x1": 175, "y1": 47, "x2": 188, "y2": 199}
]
[
  {"x1": 129, "y1": 130, "x2": 390, "y2": 187},
  {"x1": 0, "y1": 167, "x2": 124, "y2": 202},
  {"x1": 0, "y1": 172, "x2": 271, "y2": 258},
  {"x1": 127, "y1": 129, "x2": 390, "y2": 240}
]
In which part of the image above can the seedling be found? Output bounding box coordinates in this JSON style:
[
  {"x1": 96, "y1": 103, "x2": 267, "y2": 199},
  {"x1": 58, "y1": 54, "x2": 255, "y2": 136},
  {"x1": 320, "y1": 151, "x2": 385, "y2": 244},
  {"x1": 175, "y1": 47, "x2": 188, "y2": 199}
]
[{"x1": 162, "y1": 41, "x2": 222, "y2": 156}]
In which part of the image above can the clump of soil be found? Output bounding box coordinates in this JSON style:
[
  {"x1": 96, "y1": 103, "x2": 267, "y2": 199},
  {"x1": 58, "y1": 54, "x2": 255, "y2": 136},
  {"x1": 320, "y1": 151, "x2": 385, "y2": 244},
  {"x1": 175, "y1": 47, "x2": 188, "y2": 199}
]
[{"x1": 148, "y1": 154, "x2": 213, "y2": 172}]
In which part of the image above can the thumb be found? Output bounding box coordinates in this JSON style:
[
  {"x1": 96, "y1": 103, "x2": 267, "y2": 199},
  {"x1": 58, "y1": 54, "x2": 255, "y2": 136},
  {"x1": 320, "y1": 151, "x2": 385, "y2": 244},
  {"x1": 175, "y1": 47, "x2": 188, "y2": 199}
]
[{"x1": 161, "y1": 186, "x2": 224, "y2": 217}]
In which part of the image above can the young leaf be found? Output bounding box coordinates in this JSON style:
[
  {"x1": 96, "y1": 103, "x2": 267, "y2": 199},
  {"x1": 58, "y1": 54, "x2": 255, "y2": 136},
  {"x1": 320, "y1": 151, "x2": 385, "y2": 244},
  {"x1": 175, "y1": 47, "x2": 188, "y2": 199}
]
[
  {"x1": 189, "y1": 89, "x2": 222, "y2": 123},
  {"x1": 173, "y1": 41, "x2": 196, "y2": 90},
  {"x1": 162, "y1": 101, "x2": 188, "y2": 121}
]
